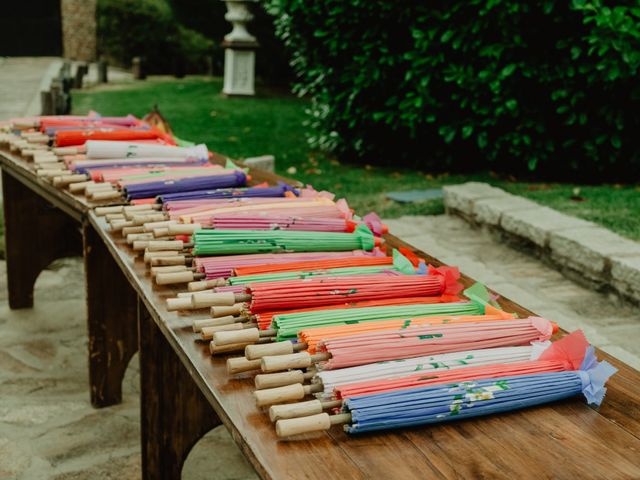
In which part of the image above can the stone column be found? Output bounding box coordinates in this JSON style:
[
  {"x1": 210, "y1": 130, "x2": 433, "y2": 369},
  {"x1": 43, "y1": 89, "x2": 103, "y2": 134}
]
[
  {"x1": 60, "y1": 0, "x2": 97, "y2": 62},
  {"x1": 221, "y1": 0, "x2": 259, "y2": 96}
]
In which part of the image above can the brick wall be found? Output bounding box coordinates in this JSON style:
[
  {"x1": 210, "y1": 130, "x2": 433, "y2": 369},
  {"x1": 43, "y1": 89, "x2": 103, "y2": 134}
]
[{"x1": 61, "y1": 0, "x2": 96, "y2": 61}]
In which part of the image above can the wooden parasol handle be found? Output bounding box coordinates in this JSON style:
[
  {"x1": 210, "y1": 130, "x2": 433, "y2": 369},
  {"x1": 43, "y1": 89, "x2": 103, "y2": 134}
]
[
  {"x1": 255, "y1": 369, "x2": 310, "y2": 390},
  {"x1": 269, "y1": 399, "x2": 342, "y2": 422},
  {"x1": 210, "y1": 303, "x2": 246, "y2": 317},
  {"x1": 227, "y1": 356, "x2": 262, "y2": 375},
  {"x1": 192, "y1": 314, "x2": 240, "y2": 332},
  {"x1": 245, "y1": 341, "x2": 306, "y2": 360},
  {"x1": 275, "y1": 413, "x2": 351, "y2": 437},
  {"x1": 254, "y1": 382, "x2": 322, "y2": 407},
  {"x1": 167, "y1": 223, "x2": 202, "y2": 235}
]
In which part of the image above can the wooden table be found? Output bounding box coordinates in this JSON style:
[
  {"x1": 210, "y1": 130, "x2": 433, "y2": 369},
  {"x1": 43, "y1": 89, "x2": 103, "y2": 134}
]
[
  {"x1": 3, "y1": 146, "x2": 640, "y2": 478},
  {"x1": 0, "y1": 147, "x2": 295, "y2": 411},
  {"x1": 89, "y1": 212, "x2": 640, "y2": 480},
  {"x1": 0, "y1": 149, "x2": 139, "y2": 408}
]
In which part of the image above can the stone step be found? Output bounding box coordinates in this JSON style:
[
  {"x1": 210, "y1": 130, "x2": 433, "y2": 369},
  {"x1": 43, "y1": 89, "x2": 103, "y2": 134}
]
[{"x1": 443, "y1": 182, "x2": 640, "y2": 304}]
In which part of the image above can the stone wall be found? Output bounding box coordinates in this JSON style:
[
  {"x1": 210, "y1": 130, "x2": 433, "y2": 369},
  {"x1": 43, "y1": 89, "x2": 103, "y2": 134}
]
[
  {"x1": 61, "y1": 0, "x2": 97, "y2": 62},
  {"x1": 443, "y1": 182, "x2": 640, "y2": 305}
]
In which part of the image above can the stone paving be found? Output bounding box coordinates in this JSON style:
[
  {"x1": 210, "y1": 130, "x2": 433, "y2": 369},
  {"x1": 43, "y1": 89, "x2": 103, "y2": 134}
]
[
  {"x1": 0, "y1": 57, "x2": 63, "y2": 119},
  {"x1": 0, "y1": 56, "x2": 134, "y2": 121}
]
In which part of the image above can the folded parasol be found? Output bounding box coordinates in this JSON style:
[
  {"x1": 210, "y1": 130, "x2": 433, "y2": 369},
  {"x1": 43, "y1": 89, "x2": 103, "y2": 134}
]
[
  {"x1": 259, "y1": 330, "x2": 585, "y2": 410},
  {"x1": 314, "y1": 317, "x2": 554, "y2": 370},
  {"x1": 265, "y1": 267, "x2": 468, "y2": 340},
  {"x1": 189, "y1": 224, "x2": 378, "y2": 256},
  {"x1": 68, "y1": 157, "x2": 208, "y2": 173},
  {"x1": 55, "y1": 127, "x2": 174, "y2": 146},
  {"x1": 192, "y1": 249, "x2": 386, "y2": 285},
  {"x1": 275, "y1": 343, "x2": 617, "y2": 437},
  {"x1": 244, "y1": 267, "x2": 461, "y2": 313},
  {"x1": 226, "y1": 249, "x2": 414, "y2": 286},
  {"x1": 211, "y1": 294, "x2": 459, "y2": 338},
  {"x1": 159, "y1": 183, "x2": 299, "y2": 203},
  {"x1": 84, "y1": 140, "x2": 208, "y2": 160},
  {"x1": 124, "y1": 171, "x2": 247, "y2": 199}
]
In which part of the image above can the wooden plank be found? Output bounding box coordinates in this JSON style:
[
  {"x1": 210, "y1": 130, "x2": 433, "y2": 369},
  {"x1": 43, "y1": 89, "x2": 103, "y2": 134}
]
[
  {"x1": 83, "y1": 222, "x2": 139, "y2": 407},
  {"x1": 139, "y1": 300, "x2": 222, "y2": 479}
]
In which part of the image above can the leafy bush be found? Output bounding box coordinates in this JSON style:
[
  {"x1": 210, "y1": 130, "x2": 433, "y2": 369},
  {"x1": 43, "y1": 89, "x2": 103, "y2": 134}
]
[
  {"x1": 169, "y1": 0, "x2": 293, "y2": 83},
  {"x1": 267, "y1": 0, "x2": 640, "y2": 180},
  {"x1": 98, "y1": 0, "x2": 291, "y2": 81},
  {"x1": 97, "y1": 0, "x2": 214, "y2": 74}
]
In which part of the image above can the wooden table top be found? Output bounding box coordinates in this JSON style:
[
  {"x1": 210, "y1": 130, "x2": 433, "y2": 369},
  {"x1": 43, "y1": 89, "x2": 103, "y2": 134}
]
[
  {"x1": 0, "y1": 148, "x2": 97, "y2": 221},
  {"x1": 3, "y1": 143, "x2": 639, "y2": 478},
  {"x1": 0, "y1": 149, "x2": 301, "y2": 222},
  {"x1": 89, "y1": 210, "x2": 640, "y2": 480}
]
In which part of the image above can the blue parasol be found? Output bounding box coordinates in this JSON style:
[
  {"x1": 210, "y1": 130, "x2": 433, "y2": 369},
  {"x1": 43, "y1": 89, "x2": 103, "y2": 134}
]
[{"x1": 275, "y1": 346, "x2": 617, "y2": 437}]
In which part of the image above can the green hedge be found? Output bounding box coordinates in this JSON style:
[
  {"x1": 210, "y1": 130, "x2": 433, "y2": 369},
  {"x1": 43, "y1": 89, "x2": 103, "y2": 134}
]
[
  {"x1": 267, "y1": 0, "x2": 640, "y2": 180},
  {"x1": 97, "y1": 0, "x2": 214, "y2": 73}
]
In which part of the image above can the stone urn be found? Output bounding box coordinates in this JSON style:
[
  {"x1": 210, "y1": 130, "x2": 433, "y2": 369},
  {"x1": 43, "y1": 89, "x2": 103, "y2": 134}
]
[{"x1": 221, "y1": 0, "x2": 259, "y2": 96}]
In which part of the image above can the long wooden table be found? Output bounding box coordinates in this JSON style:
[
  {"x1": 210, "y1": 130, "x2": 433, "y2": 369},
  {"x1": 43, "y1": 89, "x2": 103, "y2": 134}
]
[
  {"x1": 90, "y1": 215, "x2": 640, "y2": 479},
  {"x1": 3, "y1": 146, "x2": 640, "y2": 479}
]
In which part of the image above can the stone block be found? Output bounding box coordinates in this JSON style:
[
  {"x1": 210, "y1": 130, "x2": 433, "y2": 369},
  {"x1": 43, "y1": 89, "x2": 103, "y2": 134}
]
[
  {"x1": 473, "y1": 195, "x2": 539, "y2": 226},
  {"x1": 500, "y1": 207, "x2": 595, "y2": 247},
  {"x1": 244, "y1": 155, "x2": 275, "y2": 173},
  {"x1": 442, "y1": 182, "x2": 506, "y2": 216},
  {"x1": 549, "y1": 227, "x2": 640, "y2": 276},
  {"x1": 610, "y1": 255, "x2": 640, "y2": 302}
]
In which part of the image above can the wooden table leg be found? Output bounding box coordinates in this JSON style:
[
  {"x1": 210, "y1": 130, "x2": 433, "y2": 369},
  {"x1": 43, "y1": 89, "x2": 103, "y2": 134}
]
[
  {"x1": 139, "y1": 301, "x2": 221, "y2": 480},
  {"x1": 1, "y1": 170, "x2": 82, "y2": 308},
  {"x1": 83, "y1": 223, "x2": 139, "y2": 408}
]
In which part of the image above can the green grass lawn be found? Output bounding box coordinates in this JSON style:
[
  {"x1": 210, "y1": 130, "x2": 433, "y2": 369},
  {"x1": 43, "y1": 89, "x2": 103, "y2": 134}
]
[{"x1": 72, "y1": 76, "x2": 640, "y2": 240}]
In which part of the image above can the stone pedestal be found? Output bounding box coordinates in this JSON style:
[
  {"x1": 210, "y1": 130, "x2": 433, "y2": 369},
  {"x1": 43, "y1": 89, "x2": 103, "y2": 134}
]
[
  {"x1": 221, "y1": 0, "x2": 258, "y2": 96},
  {"x1": 223, "y1": 42, "x2": 257, "y2": 96}
]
